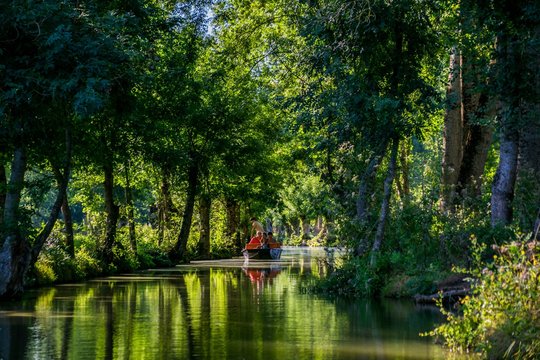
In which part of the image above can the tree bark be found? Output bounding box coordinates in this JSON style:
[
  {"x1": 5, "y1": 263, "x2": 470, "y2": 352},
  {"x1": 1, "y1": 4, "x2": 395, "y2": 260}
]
[
  {"x1": 158, "y1": 167, "x2": 176, "y2": 246},
  {"x1": 441, "y1": 48, "x2": 464, "y2": 209},
  {"x1": 61, "y1": 193, "x2": 74, "y2": 258},
  {"x1": 2, "y1": 148, "x2": 26, "y2": 239},
  {"x1": 300, "y1": 216, "x2": 310, "y2": 240},
  {"x1": 124, "y1": 161, "x2": 136, "y2": 253},
  {"x1": 371, "y1": 139, "x2": 399, "y2": 266},
  {"x1": 441, "y1": 49, "x2": 494, "y2": 210},
  {"x1": 0, "y1": 146, "x2": 29, "y2": 299},
  {"x1": 198, "y1": 195, "x2": 210, "y2": 259},
  {"x1": 491, "y1": 34, "x2": 520, "y2": 227},
  {"x1": 103, "y1": 160, "x2": 120, "y2": 265},
  {"x1": 171, "y1": 160, "x2": 199, "y2": 262}
]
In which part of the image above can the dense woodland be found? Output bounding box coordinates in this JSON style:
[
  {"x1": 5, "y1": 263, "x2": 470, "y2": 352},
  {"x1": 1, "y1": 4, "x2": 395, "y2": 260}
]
[{"x1": 1, "y1": 0, "x2": 539, "y2": 356}]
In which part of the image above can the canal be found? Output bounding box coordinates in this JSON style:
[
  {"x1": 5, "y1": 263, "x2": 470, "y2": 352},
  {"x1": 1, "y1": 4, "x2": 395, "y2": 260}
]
[{"x1": 0, "y1": 247, "x2": 469, "y2": 359}]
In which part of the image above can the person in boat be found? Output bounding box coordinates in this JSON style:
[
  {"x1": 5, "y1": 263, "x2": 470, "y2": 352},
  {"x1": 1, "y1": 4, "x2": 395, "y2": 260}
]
[
  {"x1": 250, "y1": 217, "x2": 265, "y2": 238},
  {"x1": 248, "y1": 231, "x2": 263, "y2": 245},
  {"x1": 242, "y1": 231, "x2": 263, "y2": 253},
  {"x1": 261, "y1": 232, "x2": 269, "y2": 248},
  {"x1": 267, "y1": 231, "x2": 275, "y2": 244}
]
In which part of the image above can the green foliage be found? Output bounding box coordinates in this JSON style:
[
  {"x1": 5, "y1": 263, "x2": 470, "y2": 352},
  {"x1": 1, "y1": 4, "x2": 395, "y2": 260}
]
[
  {"x1": 429, "y1": 239, "x2": 540, "y2": 359},
  {"x1": 312, "y1": 256, "x2": 381, "y2": 298},
  {"x1": 136, "y1": 228, "x2": 173, "y2": 268}
]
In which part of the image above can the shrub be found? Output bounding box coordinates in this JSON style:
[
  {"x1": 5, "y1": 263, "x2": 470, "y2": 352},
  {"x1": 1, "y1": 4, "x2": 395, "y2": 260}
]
[
  {"x1": 429, "y1": 239, "x2": 540, "y2": 359},
  {"x1": 312, "y1": 256, "x2": 381, "y2": 297}
]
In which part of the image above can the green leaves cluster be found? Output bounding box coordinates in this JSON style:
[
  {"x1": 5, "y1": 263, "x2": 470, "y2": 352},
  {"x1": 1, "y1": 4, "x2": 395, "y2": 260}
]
[{"x1": 430, "y1": 240, "x2": 540, "y2": 359}]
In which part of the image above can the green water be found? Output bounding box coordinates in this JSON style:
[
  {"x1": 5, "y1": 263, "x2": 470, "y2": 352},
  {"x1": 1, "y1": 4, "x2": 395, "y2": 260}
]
[{"x1": 0, "y1": 247, "x2": 467, "y2": 359}]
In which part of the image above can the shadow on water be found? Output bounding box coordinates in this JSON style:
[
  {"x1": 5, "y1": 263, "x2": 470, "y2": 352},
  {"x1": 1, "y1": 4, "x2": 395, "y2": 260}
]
[{"x1": 0, "y1": 247, "x2": 475, "y2": 359}]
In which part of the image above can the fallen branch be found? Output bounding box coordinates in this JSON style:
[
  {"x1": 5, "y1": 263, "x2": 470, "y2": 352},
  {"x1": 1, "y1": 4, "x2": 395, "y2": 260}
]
[{"x1": 414, "y1": 289, "x2": 470, "y2": 304}]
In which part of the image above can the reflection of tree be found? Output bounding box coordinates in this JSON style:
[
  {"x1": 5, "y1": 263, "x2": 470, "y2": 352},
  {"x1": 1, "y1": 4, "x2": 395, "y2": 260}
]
[
  {"x1": 178, "y1": 273, "x2": 196, "y2": 358},
  {"x1": 60, "y1": 291, "x2": 75, "y2": 360},
  {"x1": 1, "y1": 265, "x2": 447, "y2": 359},
  {"x1": 102, "y1": 283, "x2": 114, "y2": 360}
]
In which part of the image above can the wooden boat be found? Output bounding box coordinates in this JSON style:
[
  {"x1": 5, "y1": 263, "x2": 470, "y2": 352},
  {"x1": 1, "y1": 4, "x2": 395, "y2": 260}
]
[{"x1": 242, "y1": 243, "x2": 282, "y2": 260}]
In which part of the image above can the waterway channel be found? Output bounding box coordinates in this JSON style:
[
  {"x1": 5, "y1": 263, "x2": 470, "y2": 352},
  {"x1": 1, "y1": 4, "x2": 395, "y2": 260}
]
[{"x1": 0, "y1": 247, "x2": 469, "y2": 359}]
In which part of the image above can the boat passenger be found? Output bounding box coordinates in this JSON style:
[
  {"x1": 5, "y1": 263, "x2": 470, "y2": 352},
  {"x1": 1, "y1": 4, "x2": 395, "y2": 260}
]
[
  {"x1": 249, "y1": 231, "x2": 263, "y2": 245},
  {"x1": 250, "y1": 217, "x2": 265, "y2": 238},
  {"x1": 267, "y1": 231, "x2": 277, "y2": 245},
  {"x1": 261, "y1": 232, "x2": 269, "y2": 248}
]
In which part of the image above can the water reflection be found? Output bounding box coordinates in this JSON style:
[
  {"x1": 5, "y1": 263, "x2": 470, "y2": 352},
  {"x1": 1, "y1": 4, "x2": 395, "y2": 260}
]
[{"x1": 0, "y1": 247, "x2": 471, "y2": 359}]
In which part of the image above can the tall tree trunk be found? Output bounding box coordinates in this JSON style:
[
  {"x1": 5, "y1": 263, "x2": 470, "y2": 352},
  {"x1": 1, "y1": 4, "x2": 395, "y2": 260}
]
[
  {"x1": 124, "y1": 161, "x2": 136, "y2": 253},
  {"x1": 441, "y1": 47, "x2": 464, "y2": 209},
  {"x1": 441, "y1": 49, "x2": 494, "y2": 210},
  {"x1": 0, "y1": 146, "x2": 29, "y2": 299},
  {"x1": 198, "y1": 195, "x2": 210, "y2": 259},
  {"x1": 491, "y1": 126, "x2": 519, "y2": 226},
  {"x1": 158, "y1": 168, "x2": 175, "y2": 246},
  {"x1": 371, "y1": 139, "x2": 399, "y2": 266},
  {"x1": 171, "y1": 160, "x2": 199, "y2": 262},
  {"x1": 61, "y1": 193, "x2": 74, "y2": 258},
  {"x1": 300, "y1": 216, "x2": 310, "y2": 240},
  {"x1": 491, "y1": 34, "x2": 520, "y2": 227},
  {"x1": 399, "y1": 141, "x2": 410, "y2": 198},
  {"x1": 458, "y1": 53, "x2": 494, "y2": 197},
  {"x1": 52, "y1": 165, "x2": 74, "y2": 258},
  {"x1": 103, "y1": 160, "x2": 120, "y2": 265}
]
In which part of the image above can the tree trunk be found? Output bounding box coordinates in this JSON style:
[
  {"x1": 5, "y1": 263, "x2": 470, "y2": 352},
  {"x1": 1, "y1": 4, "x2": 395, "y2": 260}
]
[
  {"x1": 52, "y1": 165, "x2": 74, "y2": 258},
  {"x1": 441, "y1": 49, "x2": 494, "y2": 210},
  {"x1": 371, "y1": 139, "x2": 399, "y2": 266},
  {"x1": 61, "y1": 193, "x2": 74, "y2": 258},
  {"x1": 171, "y1": 160, "x2": 199, "y2": 262},
  {"x1": 457, "y1": 52, "x2": 494, "y2": 197},
  {"x1": 456, "y1": 117, "x2": 493, "y2": 197},
  {"x1": 198, "y1": 195, "x2": 210, "y2": 259},
  {"x1": 301, "y1": 216, "x2": 310, "y2": 240},
  {"x1": 399, "y1": 141, "x2": 410, "y2": 198},
  {"x1": 491, "y1": 34, "x2": 520, "y2": 227},
  {"x1": 124, "y1": 161, "x2": 136, "y2": 253},
  {"x1": 0, "y1": 146, "x2": 29, "y2": 299},
  {"x1": 103, "y1": 160, "x2": 120, "y2": 265},
  {"x1": 158, "y1": 168, "x2": 175, "y2": 246},
  {"x1": 441, "y1": 47, "x2": 464, "y2": 209},
  {"x1": 490, "y1": 128, "x2": 519, "y2": 226}
]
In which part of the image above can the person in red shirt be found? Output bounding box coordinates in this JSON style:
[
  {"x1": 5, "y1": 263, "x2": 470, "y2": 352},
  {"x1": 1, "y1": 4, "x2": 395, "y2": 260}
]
[{"x1": 249, "y1": 231, "x2": 263, "y2": 245}]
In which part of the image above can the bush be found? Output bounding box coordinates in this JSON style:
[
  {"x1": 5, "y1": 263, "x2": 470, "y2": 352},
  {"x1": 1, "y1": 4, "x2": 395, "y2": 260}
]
[
  {"x1": 312, "y1": 256, "x2": 381, "y2": 297},
  {"x1": 429, "y1": 239, "x2": 540, "y2": 359}
]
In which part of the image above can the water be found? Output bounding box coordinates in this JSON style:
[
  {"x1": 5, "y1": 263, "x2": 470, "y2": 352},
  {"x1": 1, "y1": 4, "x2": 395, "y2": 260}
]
[{"x1": 0, "y1": 247, "x2": 468, "y2": 359}]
